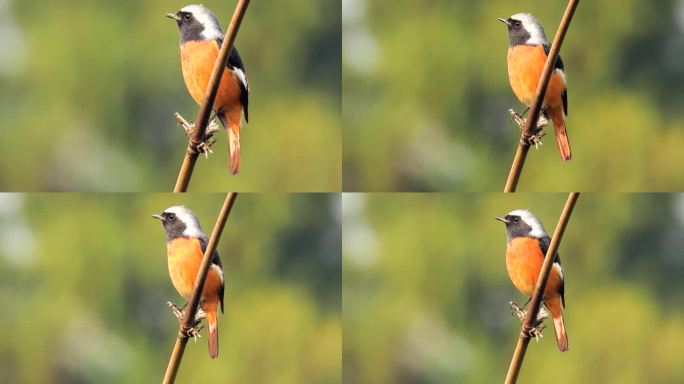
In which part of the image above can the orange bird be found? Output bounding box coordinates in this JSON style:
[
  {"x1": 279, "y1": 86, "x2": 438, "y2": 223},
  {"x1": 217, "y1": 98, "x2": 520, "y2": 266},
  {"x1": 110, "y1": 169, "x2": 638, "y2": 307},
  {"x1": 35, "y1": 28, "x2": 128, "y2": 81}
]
[
  {"x1": 168, "y1": 4, "x2": 250, "y2": 174},
  {"x1": 154, "y1": 205, "x2": 225, "y2": 359},
  {"x1": 495, "y1": 209, "x2": 568, "y2": 352},
  {"x1": 499, "y1": 13, "x2": 571, "y2": 161}
]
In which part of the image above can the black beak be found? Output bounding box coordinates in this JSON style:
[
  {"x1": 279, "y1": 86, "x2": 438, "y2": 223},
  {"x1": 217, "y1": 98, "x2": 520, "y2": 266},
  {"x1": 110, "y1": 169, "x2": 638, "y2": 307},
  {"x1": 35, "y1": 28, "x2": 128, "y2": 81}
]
[
  {"x1": 497, "y1": 18, "x2": 510, "y2": 26},
  {"x1": 494, "y1": 216, "x2": 510, "y2": 224},
  {"x1": 166, "y1": 13, "x2": 180, "y2": 21},
  {"x1": 152, "y1": 214, "x2": 163, "y2": 221}
]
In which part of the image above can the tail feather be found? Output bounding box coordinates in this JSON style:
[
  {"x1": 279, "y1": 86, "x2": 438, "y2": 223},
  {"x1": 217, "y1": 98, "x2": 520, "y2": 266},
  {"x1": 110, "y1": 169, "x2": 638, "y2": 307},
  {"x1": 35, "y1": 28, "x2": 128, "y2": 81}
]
[
  {"x1": 550, "y1": 110, "x2": 572, "y2": 161},
  {"x1": 552, "y1": 314, "x2": 569, "y2": 352},
  {"x1": 546, "y1": 297, "x2": 569, "y2": 352},
  {"x1": 228, "y1": 124, "x2": 240, "y2": 175},
  {"x1": 207, "y1": 308, "x2": 219, "y2": 359}
]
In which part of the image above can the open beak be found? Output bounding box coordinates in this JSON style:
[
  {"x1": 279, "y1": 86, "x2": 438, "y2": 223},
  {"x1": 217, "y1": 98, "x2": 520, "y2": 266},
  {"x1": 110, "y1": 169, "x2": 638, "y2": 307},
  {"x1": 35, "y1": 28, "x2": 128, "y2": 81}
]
[
  {"x1": 152, "y1": 214, "x2": 163, "y2": 220},
  {"x1": 497, "y1": 18, "x2": 510, "y2": 26},
  {"x1": 166, "y1": 13, "x2": 181, "y2": 21},
  {"x1": 494, "y1": 216, "x2": 510, "y2": 224}
]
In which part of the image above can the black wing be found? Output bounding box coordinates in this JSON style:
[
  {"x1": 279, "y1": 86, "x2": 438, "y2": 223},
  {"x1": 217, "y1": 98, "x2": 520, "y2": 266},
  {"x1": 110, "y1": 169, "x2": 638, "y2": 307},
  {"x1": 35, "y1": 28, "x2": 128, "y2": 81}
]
[
  {"x1": 200, "y1": 236, "x2": 225, "y2": 313},
  {"x1": 543, "y1": 45, "x2": 568, "y2": 116},
  {"x1": 216, "y1": 39, "x2": 249, "y2": 122},
  {"x1": 538, "y1": 236, "x2": 565, "y2": 307}
]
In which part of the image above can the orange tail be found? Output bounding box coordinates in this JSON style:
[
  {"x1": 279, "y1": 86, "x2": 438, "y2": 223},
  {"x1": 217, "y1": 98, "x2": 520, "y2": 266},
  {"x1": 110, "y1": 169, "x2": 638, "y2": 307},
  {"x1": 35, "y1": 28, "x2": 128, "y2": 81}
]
[
  {"x1": 228, "y1": 123, "x2": 240, "y2": 175},
  {"x1": 549, "y1": 109, "x2": 572, "y2": 161},
  {"x1": 546, "y1": 297, "x2": 569, "y2": 352},
  {"x1": 207, "y1": 306, "x2": 219, "y2": 359}
]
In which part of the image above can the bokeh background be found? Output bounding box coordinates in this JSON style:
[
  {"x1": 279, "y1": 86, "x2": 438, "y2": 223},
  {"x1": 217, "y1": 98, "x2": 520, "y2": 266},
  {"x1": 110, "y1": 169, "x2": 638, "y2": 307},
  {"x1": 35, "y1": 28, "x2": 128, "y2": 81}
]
[
  {"x1": 343, "y1": 193, "x2": 684, "y2": 383},
  {"x1": 343, "y1": 0, "x2": 684, "y2": 191},
  {"x1": 0, "y1": 193, "x2": 341, "y2": 383},
  {"x1": 0, "y1": 0, "x2": 341, "y2": 191}
]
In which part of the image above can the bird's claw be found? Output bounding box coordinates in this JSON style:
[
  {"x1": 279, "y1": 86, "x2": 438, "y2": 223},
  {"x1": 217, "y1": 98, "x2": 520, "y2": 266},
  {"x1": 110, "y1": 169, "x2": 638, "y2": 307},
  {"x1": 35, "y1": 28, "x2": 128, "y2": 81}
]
[
  {"x1": 510, "y1": 301, "x2": 549, "y2": 342},
  {"x1": 522, "y1": 323, "x2": 546, "y2": 342},
  {"x1": 522, "y1": 129, "x2": 545, "y2": 149},
  {"x1": 168, "y1": 301, "x2": 185, "y2": 320},
  {"x1": 174, "y1": 113, "x2": 219, "y2": 158},
  {"x1": 179, "y1": 322, "x2": 204, "y2": 342},
  {"x1": 510, "y1": 301, "x2": 527, "y2": 321},
  {"x1": 508, "y1": 108, "x2": 548, "y2": 149},
  {"x1": 509, "y1": 109, "x2": 526, "y2": 128},
  {"x1": 167, "y1": 301, "x2": 207, "y2": 341}
]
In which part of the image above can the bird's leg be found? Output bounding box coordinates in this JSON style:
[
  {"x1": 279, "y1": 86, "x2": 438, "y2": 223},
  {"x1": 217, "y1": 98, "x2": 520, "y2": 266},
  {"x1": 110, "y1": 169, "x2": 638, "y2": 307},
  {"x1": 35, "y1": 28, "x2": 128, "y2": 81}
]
[
  {"x1": 508, "y1": 108, "x2": 527, "y2": 128},
  {"x1": 510, "y1": 301, "x2": 527, "y2": 321},
  {"x1": 167, "y1": 301, "x2": 205, "y2": 341},
  {"x1": 174, "y1": 113, "x2": 195, "y2": 136},
  {"x1": 168, "y1": 301, "x2": 185, "y2": 321}
]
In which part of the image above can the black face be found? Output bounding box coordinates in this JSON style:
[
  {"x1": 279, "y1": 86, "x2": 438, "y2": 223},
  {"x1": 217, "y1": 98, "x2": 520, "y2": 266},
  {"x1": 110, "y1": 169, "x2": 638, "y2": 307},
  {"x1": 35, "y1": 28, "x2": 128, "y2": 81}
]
[
  {"x1": 169, "y1": 11, "x2": 206, "y2": 43},
  {"x1": 155, "y1": 212, "x2": 187, "y2": 241},
  {"x1": 496, "y1": 214, "x2": 533, "y2": 241},
  {"x1": 502, "y1": 17, "x2": 531, "y2": 47}
]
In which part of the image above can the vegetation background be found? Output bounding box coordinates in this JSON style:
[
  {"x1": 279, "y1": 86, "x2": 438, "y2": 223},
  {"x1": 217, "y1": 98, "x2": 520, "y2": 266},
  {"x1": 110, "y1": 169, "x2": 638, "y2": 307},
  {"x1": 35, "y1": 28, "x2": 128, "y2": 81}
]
[
  {"x1": 0, "y1": 0, "x2": 341, "y2": 192},
  {"x1": 0, "y1": 193, "x2": 341, "y2": 383},
  {"x1": 343, "y1": 193, "x2": 684, "y2": 383},
  {"x1": 343, "y1": 0, "x2": 684, "y2": 191}
]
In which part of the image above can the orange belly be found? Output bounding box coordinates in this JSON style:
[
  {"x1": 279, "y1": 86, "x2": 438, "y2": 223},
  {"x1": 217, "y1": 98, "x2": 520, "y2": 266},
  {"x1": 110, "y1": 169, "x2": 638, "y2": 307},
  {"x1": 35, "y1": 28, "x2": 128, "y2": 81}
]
[
  {"x1": 506, "y1": 237, "x2": 562, "y2": 300},
  {"x1": 180, "y1": 40, "x2": 244, "y2": 115},
  {"x1": 507, "y1": 45, "x2": 566, "y2": 110},
  {"x1": 167, "y1": 237, "x2": 222, "y2": 304}
]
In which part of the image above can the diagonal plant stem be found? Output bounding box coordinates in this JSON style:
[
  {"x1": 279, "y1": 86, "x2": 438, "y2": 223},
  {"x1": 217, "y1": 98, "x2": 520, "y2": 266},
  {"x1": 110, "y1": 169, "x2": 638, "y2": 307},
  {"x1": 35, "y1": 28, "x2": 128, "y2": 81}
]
[
  {"x1": 504, "y1": 192, "x2": 580, "y2": 384},
  {"x1": 174, "y1": 0, "x2": 251, "y2": 192},
  {"x1": 162, "y1": 192, "x2": 238, "y2": 384},
  {"x1": 503, "y1": 0, "x2": 580, "y2": 192}
]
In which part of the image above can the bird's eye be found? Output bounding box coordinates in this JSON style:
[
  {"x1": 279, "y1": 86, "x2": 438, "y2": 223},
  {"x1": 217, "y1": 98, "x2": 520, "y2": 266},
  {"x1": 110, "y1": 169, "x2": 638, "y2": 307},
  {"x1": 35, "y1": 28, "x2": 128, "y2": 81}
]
[
  {"x1": 513, "y1": 21, "x2": 522, "y2": 28},
  {"x1": 183, "y1": 13, "x2": 192, "y2": 22},
  {"x1": 513, "y1": 217, "x2": 520, "y2": 223},
  {"x1": 167, "y1": 213, "x2": 176, "y2": 221}
]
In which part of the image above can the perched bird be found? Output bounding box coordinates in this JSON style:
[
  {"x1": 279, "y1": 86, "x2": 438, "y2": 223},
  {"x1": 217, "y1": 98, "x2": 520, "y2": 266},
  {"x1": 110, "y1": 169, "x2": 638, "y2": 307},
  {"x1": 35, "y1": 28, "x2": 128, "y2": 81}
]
[
  {"x1": 499, "y1": 13, "x2": 571, "y2": 161},
  {"x1": 168, "y1": 4, "x2": 250, "y2": 174},
  {"x1": 153, "y1": 206, "x2": 225, "y2": 359},
  {"x1": 495, "y1": 209, "x2": 568, "y2": 352}
]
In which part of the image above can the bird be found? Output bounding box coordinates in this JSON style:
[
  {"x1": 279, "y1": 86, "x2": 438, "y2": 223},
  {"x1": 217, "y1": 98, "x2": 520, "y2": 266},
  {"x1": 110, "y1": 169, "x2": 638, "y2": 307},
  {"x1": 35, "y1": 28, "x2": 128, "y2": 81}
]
[
  {"x1": 499, "y1": 13, "x2": 571, "y2": 161},
  {"x1": 153, "y1": 205, "x2": 225, "y2": 359},
  {"x1": 495, "y1": 209, "x2": 568, "y2": 352},
  {"x1": 167, "y1": 4, "x2": 250, "y2": 174}
]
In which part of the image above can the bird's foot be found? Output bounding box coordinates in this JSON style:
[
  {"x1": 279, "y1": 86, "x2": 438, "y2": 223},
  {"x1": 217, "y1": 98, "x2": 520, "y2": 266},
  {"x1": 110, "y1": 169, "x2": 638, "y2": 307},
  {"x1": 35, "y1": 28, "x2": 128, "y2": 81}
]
[
  {"x1": 510, "y1": 301, "x2": 527, "y2": 321},
  {"x1": 179, "y1": 322, "x2": 204, "y2": 342},
  {"x1": 166, "y1": 301, "x2": 207, "y2": 341},
  {"x1": 522, "y1": 322, "x2": 546, "y2": 342},
  {"x1": 508, "y1": 109, "x2": 548, "y2": 149},
  {"x1": 510, "y1": 301, "x2": 549, "y2": 342},
  {"x1": 167, "y1": 301, "x2": 206, "y2": 341},
  {"x1": 522, "y1": 128, "x2": 545, "y2": 149},
  {"x1": 174, "y1": 113, "x2": 219, "y2": 158},
  {"x1": 509, "y1": 109, "x2": 526, "y2": 128},
  {"x1": 168, "y1": 301, "x2": 185, "y2": 321},
  {"x1": 509, "y1": 301, "x2": 549, "y2": 323}
]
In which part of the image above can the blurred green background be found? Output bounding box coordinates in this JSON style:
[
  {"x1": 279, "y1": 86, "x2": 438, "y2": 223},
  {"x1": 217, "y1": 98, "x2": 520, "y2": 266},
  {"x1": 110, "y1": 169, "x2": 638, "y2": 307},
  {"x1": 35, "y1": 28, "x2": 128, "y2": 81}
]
[
  {"x1": 0, "y1": 193, "x2": 341, "y2": 383},
  {"x1": 0, "y1": 0, "x2": 341, "y2": 191},
  {"x1": 343, "y1": 0, "x2": 684, "y2": 191},
  {"x1": 343, "y1": 193, "x2": 684, "y2": 383}
]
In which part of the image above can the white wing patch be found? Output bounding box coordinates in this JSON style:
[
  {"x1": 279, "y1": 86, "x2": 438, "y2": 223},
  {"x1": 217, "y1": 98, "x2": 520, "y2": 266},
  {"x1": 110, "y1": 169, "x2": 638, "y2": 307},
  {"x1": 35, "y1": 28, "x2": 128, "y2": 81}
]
[
  {"x1": 232, "y1": 67, "x2": 249, "y2": 91},
  {"x1": 553, "y1": 262, "x2": 564, "y2": 281},
  {"x1": 210, "y1": 263, "x2": 224, "y2": 285}
]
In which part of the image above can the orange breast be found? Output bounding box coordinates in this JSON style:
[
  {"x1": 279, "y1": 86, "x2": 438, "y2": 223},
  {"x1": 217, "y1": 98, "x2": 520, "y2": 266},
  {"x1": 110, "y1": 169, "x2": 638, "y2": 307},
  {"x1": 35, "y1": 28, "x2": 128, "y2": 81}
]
[
  {"x1": 506, "y1": 237, "x2": 562, "y2": 300},
  {"x1": 180, "y1": 40, "x2": 244, "y2": 114},
  {"x1": 507, "y1": 45, "x2": 566, "y2": 110},
  {"x1": 167, "y1": 237, "x2": 222, "y2": 304}
]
